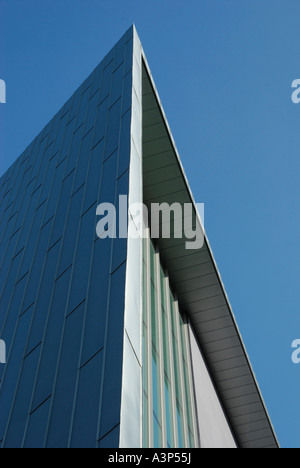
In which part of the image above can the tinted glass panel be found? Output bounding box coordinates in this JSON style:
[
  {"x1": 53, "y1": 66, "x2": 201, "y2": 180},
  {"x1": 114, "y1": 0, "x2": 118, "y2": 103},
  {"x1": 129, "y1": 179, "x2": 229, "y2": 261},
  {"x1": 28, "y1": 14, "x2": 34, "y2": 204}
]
[{"x1": 0, "y1": 27, "x2": 133, "y2": 448}]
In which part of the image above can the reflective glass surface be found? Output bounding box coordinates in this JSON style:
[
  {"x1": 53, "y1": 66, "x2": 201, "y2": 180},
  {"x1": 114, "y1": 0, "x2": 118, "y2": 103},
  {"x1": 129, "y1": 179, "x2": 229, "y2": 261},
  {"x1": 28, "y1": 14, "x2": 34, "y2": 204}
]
[
  {"x1": 0, "y1": 26, "x2": 134, "y2": 448},
  {"x1": 142, "y1": 236, "x2": 198, "y2": 448}
]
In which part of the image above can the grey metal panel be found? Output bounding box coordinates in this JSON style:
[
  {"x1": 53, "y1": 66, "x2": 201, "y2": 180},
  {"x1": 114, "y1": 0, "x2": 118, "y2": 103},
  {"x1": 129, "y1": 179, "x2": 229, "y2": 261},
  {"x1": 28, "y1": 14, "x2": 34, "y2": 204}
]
[
  {"x1": 228, "y1": 402, "x2": 265, "y2": 419},
  {"x1": 143, "y1": 108, "x2": 163, "y2": 128},
  {"x1": 224, "y1": 392, "x2": 261, "y2": 409},
  {"x1": 163, "y1": 251, "x2": 211, "y2": 272},
  {"x1": 144, "y1": 182, "x2": 186, "y2": 200},
  {"x1": 143, "y1": 123, "x2": 168, "y2": 143},
  {"x1": 175, "y1": 263, "x2": 216, "y2": 283},
  {"x1": 141, "y1": 57, "x2": 279, "y2": 448},
  {"x1": 144, "y1": 190, "x2": 189, "y2": 206},
  {"x1": 144, "y1": 165, "x2": 179, "y2": 187},
  {"x1": 202, "y1": 335, "x2": 242, "y2": 354},
  {"x1": 235, "y1": 418, "x2": 271, "y2": 435},
  {"x1": 180, "y1": 284, "x2": 224, "y2": 305},
  {"x1": 144, "y1": 136, "x2": 172, "y2": 156},
  {"x1": 176, "y1": 273, "x2": 219, "y2": 293},
  {"x1": 244, "y1": 437, "x2": 278, "y2": 449},
  {"x1": 213, "y1": 365, "x2": 251, "y2": 382},
  {"x1": 198, "y1": 326, "x2": 238, "y2": 345},
  {"x1": 239, "y1": 428, "x2": 275, "y2": 444},
  {"x1": 219, "y1": 374, "x2": 255, "y2": 392},
  {"x1": 231, "y1": 410, "x2": 267, "y2": 427},
  {"x1": 205, "y1": 344, "x2": 245, "y2": 362},
  {"x1": 220, "y1": 384, "x2": 258, "y2": 403},
  {"x1": 192, "y1": 306, "x2": 232, "y2": 325},
  {"x1": 143, "y1": 151, "x2": 175, "y2": 172},
  {"x1": 189, "y1": 295, "x2": 227, "y2": 315},
  {"x1": 191, "y1": 317, "x2": 235, "y2": 336}
]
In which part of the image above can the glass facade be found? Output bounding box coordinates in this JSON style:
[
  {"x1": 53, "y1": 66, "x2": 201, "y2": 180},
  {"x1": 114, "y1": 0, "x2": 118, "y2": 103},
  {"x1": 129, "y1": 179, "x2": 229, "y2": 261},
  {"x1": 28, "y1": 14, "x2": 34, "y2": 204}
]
[
  {"x1": 142, "y1": 232, "x2": 199, "y2": 448},
  {"x1": 0, "y1": 27, "x2": 134, "y2": 449}
]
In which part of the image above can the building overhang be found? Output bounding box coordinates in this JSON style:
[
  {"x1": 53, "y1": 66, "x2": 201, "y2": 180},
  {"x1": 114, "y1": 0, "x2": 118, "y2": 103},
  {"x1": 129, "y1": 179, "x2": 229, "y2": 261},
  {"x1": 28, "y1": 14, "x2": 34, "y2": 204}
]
[{"x1": 141, "y1": 50, "x2": 279, "y2": 449}]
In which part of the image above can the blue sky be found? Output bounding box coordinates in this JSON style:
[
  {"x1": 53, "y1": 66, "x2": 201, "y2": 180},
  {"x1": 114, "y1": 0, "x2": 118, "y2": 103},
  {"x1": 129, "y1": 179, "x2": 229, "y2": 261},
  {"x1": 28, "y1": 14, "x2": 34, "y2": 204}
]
[{"x1": 1, "y1": 0, "x2": 300, "y2": 448}]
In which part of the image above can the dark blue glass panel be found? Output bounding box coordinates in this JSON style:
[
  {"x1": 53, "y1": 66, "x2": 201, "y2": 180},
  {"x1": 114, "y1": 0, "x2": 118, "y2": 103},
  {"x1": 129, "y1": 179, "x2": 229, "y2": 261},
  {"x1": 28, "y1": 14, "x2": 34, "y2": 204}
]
[
  {"x1": 0, "y1": 251, "x2": 25, "y2": 332},
  {"x1": 46, "y1": 302, "x2": 85, "y2": 448},
  {"x1": 67, "y1": 89, "x2": 82, "y2": 125},
  {"x1": 39, "y1": 157, "x2": 58, "y2": 205},
  {"x1": 57, "y1": 185, "x2": 84, "y2": 278},
  {"x1": 110, "y1": 62, "x2": 125, "y2": 107},
  {"x1": 98, "y1": 263, "x2": 126, "y2": 439},
  {"x1": 93, "y1": 96, "x2": 109, "y2": 148},
  {"x1": 20, "y1": 213, "x2": 51, "y2": 314},
  {"x1": 98, "y1": 149, "x2": 118, "y2": 205},
  {"x1": 80, "y1": 237, "x2": 112, "y2": 366},
  {"x1": 90, "y1": 62, "x2": 104, "y2": 98},
  {"x1": 0, "y1": 308, "x2": 32, "y2": 441},
  {"x1": 13, "y1": 187, "x2": 42, "y2": 256},
  {"x1": 118, "y1": 109, "x2": 132, "y2": 177},
  {"x1": 31, "y1": 266, "x2": 72, "y2": 411},
  {"x1": 81, "y1": 72, "x2": 94, "y2": 95},
  {"x1": 1, "y1": 273, "x2": 28, "y2": 358},
  {"x1": 70, "y1": 351, "x2": 103, "y2": 448},
  {"x1": 43, "y1": 157, "x2": 68, "y2": 224},
  {"x1": 98, "y1": 425, "x2": 120, "y2": 448},
  {"x1": 3, "y1": 345, "x2": 40, "y2": 448},
  {"x1": 99, "y1": 59, "x2": 114, "y2": 102},
  {"x1": 65, "y1": 123, "x2": 84, "y2": 175},
  {"x1": 66, "y1": 205, "x2": 95, "y2": 316},
  {"x1": 23, "y1": 398, "x2": 51, "y2": 448},
  {"x1": 114, "y1": 35, "x2": 126, "y2": 70},
  {"x1": 49, "y1": 170, "x2": 75, "y2": 247},
  {"x1": 111, "y1": 171, "x2": 129, "y2": 273},
  {"x1": 74, "y1": 86, "x2": 92, "y2": 133},
  {"x1": 72, "y1": 130, "x2": 93, "y2": 194},
  {"x1": 18, "y1": 197, "x2": 46, "y2": 280},
  {"x1": 26, "y1": 240, "x2": 61, "y2": 354},
  {"x1": 52, "y1": 112, "x2": 69, "y2": 156},
  {"x1": 57, "y1": 115, "x2": 76, "y2": 165},
  {"x1": 124, "y1": 37, "x2": 134, "y2": 76},
  {"x1": 82, "y1": 138, "x2": 104, "y2": 214},
  {"x1": 0, "y1": 28, "x2": 133, "y2": 449},
  {"x1": 104, "y1": 99, "x2": 122, "y2": 161},
  {"x1": 83, "y1": 88, "x2": 100, "y2": 137}
]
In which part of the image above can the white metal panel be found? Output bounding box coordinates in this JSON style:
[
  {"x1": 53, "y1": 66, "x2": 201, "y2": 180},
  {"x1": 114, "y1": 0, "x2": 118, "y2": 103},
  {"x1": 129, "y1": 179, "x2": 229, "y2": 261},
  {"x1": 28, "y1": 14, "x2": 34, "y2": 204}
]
[
  {"x1": 119, "y1": 25, "x2": 143, "y2": 449},
  {"x1": 188, "y1": 323, "x2": 237, "y2": 449}
]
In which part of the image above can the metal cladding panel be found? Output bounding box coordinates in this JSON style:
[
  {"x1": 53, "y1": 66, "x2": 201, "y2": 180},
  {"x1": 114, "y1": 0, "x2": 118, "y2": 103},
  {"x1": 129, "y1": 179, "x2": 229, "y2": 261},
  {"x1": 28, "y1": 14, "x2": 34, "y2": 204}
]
[
  {"x1": 119, "y1": 27, "x2": 143, "y2": 449},
  {"x1": 0, "y1": 26, "x2": 134, "y2": 448}
]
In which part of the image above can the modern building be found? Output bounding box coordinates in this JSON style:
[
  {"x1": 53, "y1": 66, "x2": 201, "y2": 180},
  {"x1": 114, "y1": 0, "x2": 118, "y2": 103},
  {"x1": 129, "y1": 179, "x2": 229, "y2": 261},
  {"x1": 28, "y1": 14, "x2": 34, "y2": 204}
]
[{"x1": 0, "y1": 26, "x2": 278, "y2": 449}]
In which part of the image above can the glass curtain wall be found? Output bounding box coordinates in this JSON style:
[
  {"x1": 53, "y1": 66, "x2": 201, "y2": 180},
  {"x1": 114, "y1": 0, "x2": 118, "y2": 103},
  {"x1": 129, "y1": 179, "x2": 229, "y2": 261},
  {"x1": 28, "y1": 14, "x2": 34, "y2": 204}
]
[{"x1": 142, "y1": 231, "x2": 199, "y2": 448}]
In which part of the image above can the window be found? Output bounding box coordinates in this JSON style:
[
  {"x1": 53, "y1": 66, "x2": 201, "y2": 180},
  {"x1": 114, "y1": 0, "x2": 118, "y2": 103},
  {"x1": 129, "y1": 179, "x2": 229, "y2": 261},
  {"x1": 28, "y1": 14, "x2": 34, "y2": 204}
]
[{"x1": 142, "y1": 234, "x2": 198, "y2": 448}]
